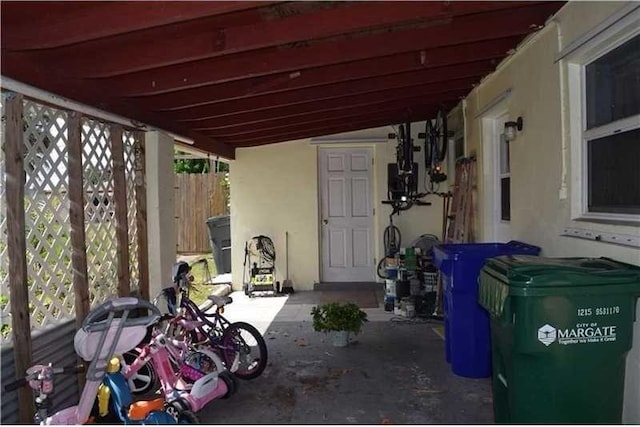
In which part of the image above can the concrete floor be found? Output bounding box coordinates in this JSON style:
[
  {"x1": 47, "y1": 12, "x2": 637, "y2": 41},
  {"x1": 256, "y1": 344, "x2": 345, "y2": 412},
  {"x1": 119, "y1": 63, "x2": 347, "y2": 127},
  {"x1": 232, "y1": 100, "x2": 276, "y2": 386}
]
[{"x1": 197, "y1": 289, "x2": 494, "y2": 424}]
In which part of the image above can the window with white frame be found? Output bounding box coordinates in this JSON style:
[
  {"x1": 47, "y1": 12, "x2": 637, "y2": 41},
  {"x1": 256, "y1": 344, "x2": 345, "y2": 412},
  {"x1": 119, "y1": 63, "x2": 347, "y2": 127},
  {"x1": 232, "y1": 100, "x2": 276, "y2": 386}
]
[{"x1": 567, "y1": 11, "x2": 640, "y2": 223}]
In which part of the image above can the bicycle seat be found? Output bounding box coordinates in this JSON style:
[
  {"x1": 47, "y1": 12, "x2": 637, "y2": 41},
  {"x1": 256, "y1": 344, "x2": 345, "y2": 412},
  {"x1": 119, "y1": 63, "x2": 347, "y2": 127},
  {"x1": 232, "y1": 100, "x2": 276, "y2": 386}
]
[
  {"x1": 74, "y1": 297, "x2": 161, "y2": 363},
  {"x1": 207, "y1": 295, "x2": 233, "y2": 307}
]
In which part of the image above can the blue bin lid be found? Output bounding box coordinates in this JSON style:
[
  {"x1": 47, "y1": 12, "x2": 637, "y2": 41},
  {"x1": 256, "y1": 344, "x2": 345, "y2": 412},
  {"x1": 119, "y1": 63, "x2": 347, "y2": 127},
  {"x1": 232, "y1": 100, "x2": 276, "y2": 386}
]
[{"x1": 432, "y1": 241, "x2": 541, "y2": 272}]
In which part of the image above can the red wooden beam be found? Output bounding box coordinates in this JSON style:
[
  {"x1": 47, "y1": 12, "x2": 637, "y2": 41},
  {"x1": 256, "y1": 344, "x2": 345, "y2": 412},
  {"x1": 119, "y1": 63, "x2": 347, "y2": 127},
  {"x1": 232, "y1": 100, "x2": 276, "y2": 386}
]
[
  {"x1": 223, "y1": 107, "x2": 452, "y2": 147},
  {"x1": 167, "y1": 60, "x2": 492, "y2": 120},
  {"x1": 175, "y1": 79, "x2": 475, "y2": 128},
  {"x1": 1, "y1": 53, "x2": 236, "y2": 159},
  {"x1": 102, "y1": 2, "x2": 563, "y2": 96},
  {"x1": 205, "y1": 88, "x2": 468, "y2": 143},
  {"x1": 1, "y1": 1, "x2": 279, "y2": 50},
  {"x1": 222, "y1": 94, "x2": 461, "y2": 142},
  {"x1": 33, "y1": 1, "x2": 523, "y2": 78},
  {"x1": 140, "y1": 36, "x2": 519, "y2": 110},
  {"x1": 210, "y1": 104, "x2": 442, "y2": 139}
]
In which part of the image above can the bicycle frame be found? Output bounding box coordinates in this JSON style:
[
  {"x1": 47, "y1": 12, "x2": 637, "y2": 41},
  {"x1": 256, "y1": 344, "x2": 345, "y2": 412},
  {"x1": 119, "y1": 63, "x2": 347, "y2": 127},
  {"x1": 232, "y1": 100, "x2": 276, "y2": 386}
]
[
  {"x1": 177, "y1": 288, "x2": 243, "y2": 368},
  {"x1": 122, "y1": 320, "x2": 229, "y2": 412}
]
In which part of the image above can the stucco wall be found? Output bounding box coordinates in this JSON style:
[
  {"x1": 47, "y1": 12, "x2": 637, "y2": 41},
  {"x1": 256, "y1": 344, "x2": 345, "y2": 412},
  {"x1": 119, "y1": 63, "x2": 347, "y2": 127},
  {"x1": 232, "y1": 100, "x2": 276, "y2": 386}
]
[
  {"x1": 464, "y1": 2, "x2": 640, "y2": 422},
  {"x1": 230, "y1": 126, "x2": 448, "y2": 291},
  {"x1": 145, "y1": 131, "x2": 176, "y2": 298},
  {"x1": 229, "y1": 139, "x2": 319, "y2": 290}
]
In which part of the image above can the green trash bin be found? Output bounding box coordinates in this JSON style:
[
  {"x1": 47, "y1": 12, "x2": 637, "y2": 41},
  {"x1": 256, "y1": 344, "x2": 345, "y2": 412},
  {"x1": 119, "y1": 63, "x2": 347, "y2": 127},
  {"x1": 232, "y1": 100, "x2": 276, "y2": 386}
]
[{"x1": 479, "y1": 255, "x2": 640, "y2": 424}]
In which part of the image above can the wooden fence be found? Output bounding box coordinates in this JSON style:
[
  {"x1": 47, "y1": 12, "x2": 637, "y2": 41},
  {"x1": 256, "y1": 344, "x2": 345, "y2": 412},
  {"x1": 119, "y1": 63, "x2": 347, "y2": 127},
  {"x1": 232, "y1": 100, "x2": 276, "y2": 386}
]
[{"x1": 175, "y1": 172, "x2": 229, "y2": 253}]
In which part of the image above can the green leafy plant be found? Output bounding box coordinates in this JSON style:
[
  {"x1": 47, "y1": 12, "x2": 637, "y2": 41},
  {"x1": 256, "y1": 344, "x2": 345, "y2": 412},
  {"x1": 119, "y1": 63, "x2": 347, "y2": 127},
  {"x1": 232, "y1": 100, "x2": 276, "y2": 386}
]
[{"x1": 311, "y1": 302, "x2": 368, "y2": 334}]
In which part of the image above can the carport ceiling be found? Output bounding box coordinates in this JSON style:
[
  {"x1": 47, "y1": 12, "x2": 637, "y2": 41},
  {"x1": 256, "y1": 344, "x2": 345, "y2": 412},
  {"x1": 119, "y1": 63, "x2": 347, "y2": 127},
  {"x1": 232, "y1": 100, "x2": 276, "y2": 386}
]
[{"x1": 1, "y1": 1, "x2": 565, "y2": 159}]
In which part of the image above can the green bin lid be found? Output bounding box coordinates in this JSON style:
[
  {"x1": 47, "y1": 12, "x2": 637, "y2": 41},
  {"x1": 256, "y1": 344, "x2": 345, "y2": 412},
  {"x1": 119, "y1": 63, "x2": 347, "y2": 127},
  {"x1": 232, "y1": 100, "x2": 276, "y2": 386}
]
[
  {"x1": 482, "y1": 255, "x2": 640, "y2": 293},
  {"x1": 479, "y1": 256, "x2": 640, "y2": 316}
]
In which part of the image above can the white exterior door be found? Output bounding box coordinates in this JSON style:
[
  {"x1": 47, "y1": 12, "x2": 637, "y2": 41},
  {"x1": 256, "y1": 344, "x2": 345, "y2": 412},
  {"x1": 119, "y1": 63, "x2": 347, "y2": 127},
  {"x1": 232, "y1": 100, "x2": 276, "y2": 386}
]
[
  {"x1": 319, "y1": 147, "x2": 374, "y2": 282},
  {"x1": 482, "y1": 110, "x2": 512, "y2": 242}
]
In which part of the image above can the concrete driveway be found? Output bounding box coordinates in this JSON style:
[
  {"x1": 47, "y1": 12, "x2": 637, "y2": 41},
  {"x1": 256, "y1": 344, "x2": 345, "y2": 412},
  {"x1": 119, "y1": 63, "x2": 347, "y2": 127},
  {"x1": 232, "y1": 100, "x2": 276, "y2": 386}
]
[{"x1": 197, "y1": 289, "x2": 494, "y2": 424}]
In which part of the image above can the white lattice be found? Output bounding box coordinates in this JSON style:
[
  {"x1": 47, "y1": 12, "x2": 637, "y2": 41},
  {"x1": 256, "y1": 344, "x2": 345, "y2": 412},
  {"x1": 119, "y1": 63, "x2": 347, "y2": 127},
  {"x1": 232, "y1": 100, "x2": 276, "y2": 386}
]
[
  {"x1": 124, "y1": 131, "x2": 140, "y2": 292},
  {"x1": 82, "y1": 119, "x2": 118, "y2": 306},
  {"x1": 22, "y1": 100, "x2": 75, "y2": 328},
  {"x1": 1, "y1": 96, "x2": 145, "y2": 344}
]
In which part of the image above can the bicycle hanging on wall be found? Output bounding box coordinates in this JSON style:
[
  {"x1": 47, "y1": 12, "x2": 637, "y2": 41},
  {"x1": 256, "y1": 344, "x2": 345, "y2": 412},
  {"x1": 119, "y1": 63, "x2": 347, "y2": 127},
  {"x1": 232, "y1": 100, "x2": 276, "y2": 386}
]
[
  {"x1": 377, "y1": 111, "x2": 449, "y2": 276},
  {"x1": 384, "y1": 121, "x2": 431, "y2": 214},
  {"x1": 422, "y1": 110, "x2": 448, "y2": 193}
]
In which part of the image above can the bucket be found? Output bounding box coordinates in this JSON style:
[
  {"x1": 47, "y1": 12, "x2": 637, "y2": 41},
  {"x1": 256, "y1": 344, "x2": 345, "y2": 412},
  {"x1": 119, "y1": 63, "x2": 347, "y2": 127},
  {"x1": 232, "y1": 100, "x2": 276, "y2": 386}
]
[
  {"x1": 385, "y1": 266, "x2": 398, "y2": 279},
  {"x1": 331, "y1": 330, "x2": 350, "y2": 347},
  {"x1": 385, "y1": 279, "x2": 396, "y2": 297},
  {"x1": 410, "y1": 280, "x2": 422, "y2": 296},
  {"x1": 401, "y1": 297, "x2": 416, "y2": 318}
]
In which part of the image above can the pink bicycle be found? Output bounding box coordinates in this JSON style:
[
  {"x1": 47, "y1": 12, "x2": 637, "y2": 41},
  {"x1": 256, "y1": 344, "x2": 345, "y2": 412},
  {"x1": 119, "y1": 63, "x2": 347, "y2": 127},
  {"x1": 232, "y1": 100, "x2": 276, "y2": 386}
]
[
  {"x1": 120, "y1": 313, "x2": 237, "y2": 415},
  {"x1": 3, "y1": 297, "x2": 189, "y2": 424}
]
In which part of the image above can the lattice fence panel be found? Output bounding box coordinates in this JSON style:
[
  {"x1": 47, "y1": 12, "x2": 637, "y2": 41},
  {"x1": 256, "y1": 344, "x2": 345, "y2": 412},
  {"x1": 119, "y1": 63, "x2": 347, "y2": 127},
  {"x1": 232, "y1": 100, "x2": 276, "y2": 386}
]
[
  {"x1": 1, "y1": 96, "x2": 145, "y2": 345},
  {"x1": 82, "y1": 119, "x2": 118, "y2": 306},
  {"x1": 0, "y1": 93, "x2": 9, "y2": 342},
  {"x1": 123, "y1": 131, "x2": 140, "y2": 292},
  {"x1": 22, "y1": 100, "x2": 74, "y2": 329}
]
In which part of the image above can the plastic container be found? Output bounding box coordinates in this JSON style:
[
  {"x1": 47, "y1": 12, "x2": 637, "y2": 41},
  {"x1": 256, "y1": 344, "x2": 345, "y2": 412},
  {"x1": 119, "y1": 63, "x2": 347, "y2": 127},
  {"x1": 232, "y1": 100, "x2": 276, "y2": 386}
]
[
  {"x1": 432, "y1": 240, "x2": 541, "y2": 378},
  {"x1": 205, "y1": 215, "x2": 231, "y2": 274},
  {"x1": 479, "y1": 255, "x2": 640, "y2": 424}
]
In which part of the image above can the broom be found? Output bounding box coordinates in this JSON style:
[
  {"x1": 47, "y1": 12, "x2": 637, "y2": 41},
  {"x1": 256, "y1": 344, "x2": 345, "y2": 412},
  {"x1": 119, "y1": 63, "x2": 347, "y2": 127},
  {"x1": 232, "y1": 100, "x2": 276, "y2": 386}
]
[{"x1": 281, "y1": 231, "x2": 294, "y2": 293}]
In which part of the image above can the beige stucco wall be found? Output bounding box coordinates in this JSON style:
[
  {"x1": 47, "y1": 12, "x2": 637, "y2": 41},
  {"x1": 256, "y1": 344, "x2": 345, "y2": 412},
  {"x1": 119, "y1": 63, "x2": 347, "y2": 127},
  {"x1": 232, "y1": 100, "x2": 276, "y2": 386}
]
[
  {"x1": 145, "y1": 131, "x2": 176, "y2": 299},
  {"x1": 230, "y1": 125, "x2": 448, "y2": 292},
  {"x1": 463, "y1": 1, "x2": 640, "y2": 422},
  {"x1": 229, "y1": 139, "x2": 319, "y2": 290}
]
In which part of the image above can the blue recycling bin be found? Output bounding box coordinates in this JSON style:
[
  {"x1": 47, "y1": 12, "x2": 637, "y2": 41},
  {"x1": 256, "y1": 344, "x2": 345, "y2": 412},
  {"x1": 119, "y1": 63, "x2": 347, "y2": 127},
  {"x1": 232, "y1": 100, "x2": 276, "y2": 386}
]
[{"x1": 432, "y1": 240, "x2": 541, "y2": 378}]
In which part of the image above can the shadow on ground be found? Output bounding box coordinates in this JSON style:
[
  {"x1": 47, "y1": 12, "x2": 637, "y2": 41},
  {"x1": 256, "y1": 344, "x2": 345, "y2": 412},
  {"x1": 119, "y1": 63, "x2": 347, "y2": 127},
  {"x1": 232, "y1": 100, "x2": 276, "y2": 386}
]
[{"x1": 197, "y1": 288, "x2": 494, "y2": 424}]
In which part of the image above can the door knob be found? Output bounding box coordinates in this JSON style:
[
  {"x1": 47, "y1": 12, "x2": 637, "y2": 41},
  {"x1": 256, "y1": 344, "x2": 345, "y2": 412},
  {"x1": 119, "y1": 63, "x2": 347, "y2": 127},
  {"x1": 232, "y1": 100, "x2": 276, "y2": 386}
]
[{"x1": 322, "y1": 219, "x2": 328, "y2": 225}]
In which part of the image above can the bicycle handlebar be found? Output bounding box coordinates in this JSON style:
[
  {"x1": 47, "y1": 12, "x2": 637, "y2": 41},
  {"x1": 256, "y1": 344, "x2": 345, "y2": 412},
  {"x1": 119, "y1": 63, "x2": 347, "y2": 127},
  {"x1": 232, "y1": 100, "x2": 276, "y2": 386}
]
[
  {"x1": 82, "y1": 297, "x2": 161, "y2": 332},
  {"x1": 3, "y1": 364, "x2": 85, "y2": 392}
]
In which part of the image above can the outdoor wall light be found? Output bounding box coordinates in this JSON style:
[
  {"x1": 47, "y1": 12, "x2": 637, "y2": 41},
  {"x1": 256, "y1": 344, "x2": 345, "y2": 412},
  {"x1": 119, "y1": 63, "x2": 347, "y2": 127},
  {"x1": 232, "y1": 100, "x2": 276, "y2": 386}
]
[{"x1": 504, "y1": 116, "x2": 523, "y2": 142}]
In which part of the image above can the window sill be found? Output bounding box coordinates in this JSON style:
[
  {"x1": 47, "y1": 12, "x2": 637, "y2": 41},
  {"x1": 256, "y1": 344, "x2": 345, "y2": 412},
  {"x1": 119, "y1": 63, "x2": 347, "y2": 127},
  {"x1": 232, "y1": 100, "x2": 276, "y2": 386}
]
[{"x1": 572, "y1": 213, "x2": 640, "y2": 226}]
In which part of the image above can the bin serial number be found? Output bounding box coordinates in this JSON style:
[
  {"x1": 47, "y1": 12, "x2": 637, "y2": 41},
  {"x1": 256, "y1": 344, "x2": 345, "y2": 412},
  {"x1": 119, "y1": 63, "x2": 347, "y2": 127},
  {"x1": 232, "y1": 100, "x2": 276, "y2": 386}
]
[{"x1": 577, "y1": 306, "x2": 620, "y2": 316}]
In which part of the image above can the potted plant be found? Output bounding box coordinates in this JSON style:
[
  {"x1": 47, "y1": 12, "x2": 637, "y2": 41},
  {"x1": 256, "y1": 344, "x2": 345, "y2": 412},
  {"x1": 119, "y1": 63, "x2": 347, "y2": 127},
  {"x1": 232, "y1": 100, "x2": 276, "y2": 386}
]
[{"x1": 310, "y1": 302, "x2": 368, "y2": 347}]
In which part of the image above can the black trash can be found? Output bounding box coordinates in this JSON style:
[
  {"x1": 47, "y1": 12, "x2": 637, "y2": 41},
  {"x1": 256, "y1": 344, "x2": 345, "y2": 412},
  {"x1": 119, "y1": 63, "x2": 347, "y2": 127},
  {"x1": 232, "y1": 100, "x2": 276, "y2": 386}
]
[{"x1": 205, "y1": 215, "x2": 231, "y2": 274}]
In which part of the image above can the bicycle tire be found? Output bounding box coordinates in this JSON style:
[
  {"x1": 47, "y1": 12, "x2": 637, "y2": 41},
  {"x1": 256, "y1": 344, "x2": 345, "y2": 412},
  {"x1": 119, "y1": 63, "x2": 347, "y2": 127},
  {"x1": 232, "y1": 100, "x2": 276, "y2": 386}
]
[
  {"x1": 434, "y1": 110, "x2": 448, "y2": 162},
  {"x1": 401, "y1": 122, "x2": 413, "y2": 173},
  {"x1": 177, "y1": 410, "x2": 199, "y2": 424},
  {"x1": 122, "y1": 349, "x2": 160, "y2": 397},
  {"x1": 166, "y1": 399, "x2": 200, "y2": 424},
  {"x1": 424, "y1": 119, "x2": 435, "y2": 172},
  {"x1": 383, "y1": 224, "x2": 401, "y2": 257},
  {"x1": 221, "y1": 321, "x2": 268, "y2": 380},
  {"x1": 219, "y1": 370, "x2": 238, "y2": 399},
  {"x1": 395, "y1": 125, "x2": 405, "y2": 173}
]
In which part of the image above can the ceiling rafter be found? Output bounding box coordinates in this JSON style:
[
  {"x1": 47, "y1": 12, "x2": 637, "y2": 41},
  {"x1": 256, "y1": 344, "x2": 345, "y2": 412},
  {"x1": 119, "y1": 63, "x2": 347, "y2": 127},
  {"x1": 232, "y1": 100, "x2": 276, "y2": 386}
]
[
  {"x1": 219, "y1": 108, "x2": 437, "y2": 142},
  {"x1": 99, "y1": 3, "x2": 561, "y2": 97},
  {"x1": 1, "y1": 1, "x2": 566, "y2": 156},
  {"x1": 1, "y1": 1, "x2": 280, "y2": 50},
  {"x1": 225, "y1": 108, "x2": 444, "y2": 147},
  {"x1": 30, "y1": 2, "x2": 445, "y2": 76},
  {"x1": 165, "y1": 60, "x2": 493, "y2": 121},
  {"x1": 207, "y1": 101, "x2": 453, "y2": 138},
  {"x1": 1, "y1": 53, "x2": 236, "y2": 159},
  {"x1": 141, "y1": 36, "x2": 519, "y2": 111},
  {"x1": 186, "y1": 85, "x2": 471, "y2": 133}
]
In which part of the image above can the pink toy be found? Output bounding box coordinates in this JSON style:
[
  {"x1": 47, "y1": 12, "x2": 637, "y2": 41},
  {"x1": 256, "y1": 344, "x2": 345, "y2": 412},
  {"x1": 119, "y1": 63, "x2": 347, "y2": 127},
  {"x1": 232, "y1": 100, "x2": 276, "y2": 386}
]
[{"x1": 122, "y1": 314, "x2": 236, "y2": 413}]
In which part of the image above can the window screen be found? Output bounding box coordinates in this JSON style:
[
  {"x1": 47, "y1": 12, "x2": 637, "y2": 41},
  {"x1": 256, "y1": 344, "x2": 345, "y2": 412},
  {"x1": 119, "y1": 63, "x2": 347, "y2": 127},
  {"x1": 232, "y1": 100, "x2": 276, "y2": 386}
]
[
  {"x1": 585, "y1": 34, "x2": 640, "y2": 129},
  {"x1": 588, "y1": 128, "x2": 640, "y2": 214}
]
